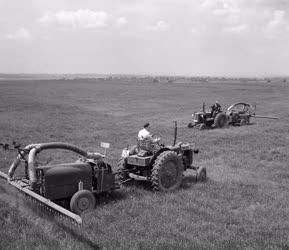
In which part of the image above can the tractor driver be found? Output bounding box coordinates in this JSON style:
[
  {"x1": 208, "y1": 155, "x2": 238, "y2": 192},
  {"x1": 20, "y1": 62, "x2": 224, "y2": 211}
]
[
  {"x1": 138, "y1": 123, "x2": 160, "y2": 143},
  {"x1": 127, "y1": 123, "x2": 160, "y2": 155},
  {"x1": 211, "y1": 101, "x2": 221, "y2": 117}
]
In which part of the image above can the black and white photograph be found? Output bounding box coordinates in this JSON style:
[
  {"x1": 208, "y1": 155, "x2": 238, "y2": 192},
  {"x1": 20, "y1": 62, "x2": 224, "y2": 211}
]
[{"x1": 0, "y1": 0, "x2": 288, "y2": 249}]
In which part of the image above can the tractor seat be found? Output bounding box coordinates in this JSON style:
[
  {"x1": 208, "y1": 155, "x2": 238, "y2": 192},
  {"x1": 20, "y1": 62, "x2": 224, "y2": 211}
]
[
  {"x1": 137, "y1": 139, "x2": 157, "y2": 153},
  {"x1": 137, "y1": 149, "x2": 152, "y2": 157}
]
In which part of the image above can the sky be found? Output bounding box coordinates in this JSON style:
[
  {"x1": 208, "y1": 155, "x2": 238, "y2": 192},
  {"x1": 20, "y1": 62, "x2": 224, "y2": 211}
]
[{"x1": 0, "y1": 0, "x2": 288, "y2": 77}]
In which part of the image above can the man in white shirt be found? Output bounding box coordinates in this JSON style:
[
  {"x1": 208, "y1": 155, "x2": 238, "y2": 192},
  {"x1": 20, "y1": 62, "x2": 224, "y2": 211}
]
[{"x1": 138, "y1": 123, "x2": 160, "y2": 143}]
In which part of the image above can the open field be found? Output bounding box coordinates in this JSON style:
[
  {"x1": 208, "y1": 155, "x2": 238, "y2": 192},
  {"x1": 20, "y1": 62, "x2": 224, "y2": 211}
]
[{"x1": 0, "y1": 78, "x2": 289, "y2": 249}]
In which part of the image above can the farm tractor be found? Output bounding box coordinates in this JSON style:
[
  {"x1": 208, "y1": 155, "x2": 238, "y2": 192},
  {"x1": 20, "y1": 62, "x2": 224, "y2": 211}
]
[
  {"x1": 118, "y1": 122, "x2": 206, "y2": 191},
  {"x1": 188, "y1": 102, "x2": 278, "y2": 130},
  {"x1": 0, "y1": 142, "x2": 118, "y2": 224},
  {"x1": 187, "y1": 102, "x2": 227, "y2": 130}
]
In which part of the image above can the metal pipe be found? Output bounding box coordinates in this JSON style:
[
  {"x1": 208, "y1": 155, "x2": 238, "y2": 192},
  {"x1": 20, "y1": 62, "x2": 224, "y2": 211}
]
[
  {"x1": 28, "y1": 147, "x2": 37, "y2": 188},
  {"x1": 7, "y1": 144, "x2": 36, "y2": 181},
  {"x1": 8, "y1": 142, "x2": 103, "y2": 188},
  {"x1": 173, "y1": 121, "x2": 177, "y2": 146},
  {"x1": 253, "y1": 115, "x2": 279, "y2": 119},
  {"x1": 27, "y1": 142, "x2": 103, "y2": 189},
  {"x1": 128, "y1": 173, "x2": 148, "y2": 181}
]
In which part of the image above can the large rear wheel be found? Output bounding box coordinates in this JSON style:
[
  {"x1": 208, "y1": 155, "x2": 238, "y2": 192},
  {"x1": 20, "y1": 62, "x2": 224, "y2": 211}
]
[
  {"x1": 151, "y1": 151, "x2": 184, "y2": 191},
  {"x1": 213, "y1": 112, "x2": 227, "y2": 128}
]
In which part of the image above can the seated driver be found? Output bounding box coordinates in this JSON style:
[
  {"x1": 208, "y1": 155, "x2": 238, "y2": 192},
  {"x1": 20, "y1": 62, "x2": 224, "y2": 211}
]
[
  {"x1": 211, "y1": 101, "x2": 221, "y2": 117},
  {"x1": 138, "y1": 123, "x2": 160, "y2": 151}
]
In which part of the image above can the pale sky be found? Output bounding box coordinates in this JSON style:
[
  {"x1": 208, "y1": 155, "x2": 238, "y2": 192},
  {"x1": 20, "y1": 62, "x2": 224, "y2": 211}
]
[{"x1": 0, "y1": 0, "x2": 288, "y2": 77}]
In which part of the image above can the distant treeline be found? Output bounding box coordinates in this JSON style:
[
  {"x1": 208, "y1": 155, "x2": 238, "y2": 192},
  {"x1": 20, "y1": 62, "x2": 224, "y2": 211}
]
[{"x1": 0, "y1": 73, "x2": 287, "y2": 83}]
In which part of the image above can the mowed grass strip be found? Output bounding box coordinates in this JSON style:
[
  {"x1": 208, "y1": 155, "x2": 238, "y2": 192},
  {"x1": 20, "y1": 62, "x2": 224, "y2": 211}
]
[{"x1": 0, "y1": 78, "x2": 289, "y2": 249}]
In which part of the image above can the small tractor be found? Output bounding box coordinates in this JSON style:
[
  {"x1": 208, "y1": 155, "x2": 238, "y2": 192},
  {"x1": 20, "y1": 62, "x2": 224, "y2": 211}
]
[
  {"x1": 188, "y1": 102, "x2": 279, "y2": 130},
  {"x1": 188, "y1": 102, "x2": 227, "y2": 130},
  {"x1": 0, "y1": 142, "x2": 118, "y2": 224},
  {"x1": 118, "y1": 122, "x2": 206, "y2": 191},
  {"x1": 226, "y1": 102, "x2": 279, "y2": 126}
]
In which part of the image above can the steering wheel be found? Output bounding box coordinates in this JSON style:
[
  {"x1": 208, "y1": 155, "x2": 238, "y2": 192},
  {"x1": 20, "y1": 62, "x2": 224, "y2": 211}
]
[{"x1": 151, "y1": 134, "x2": 162, "y2": 148}]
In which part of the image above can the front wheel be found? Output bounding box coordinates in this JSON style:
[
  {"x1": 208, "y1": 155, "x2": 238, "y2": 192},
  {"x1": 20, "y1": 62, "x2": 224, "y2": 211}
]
[
  {"x1": 240, "y1": 119, "x2": 247, "y2": 126},
  {"x1": 188, "y1": 122, "x2": 194, "y2": 128},
  {"x1": 199, "y1": 124, "x2": 207, "y2": 130},
  {"x1": 196, "y1": 166, "x2": 207, "y2": 182}
]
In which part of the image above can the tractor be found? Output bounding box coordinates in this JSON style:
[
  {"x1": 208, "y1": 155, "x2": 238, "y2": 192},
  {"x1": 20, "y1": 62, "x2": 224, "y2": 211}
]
[
  {"x1": 188, "y1": 102, "x2": 278, "y2": 130},
  {"x1": 188, "y1": 102, "x2": 227, "y2": 130},
  {"x1": 118, "y1": 122, "x2": 206, "y2": 191},
  {"x1": 0, "y1": 142, "x2": 118, "y2": 224}
]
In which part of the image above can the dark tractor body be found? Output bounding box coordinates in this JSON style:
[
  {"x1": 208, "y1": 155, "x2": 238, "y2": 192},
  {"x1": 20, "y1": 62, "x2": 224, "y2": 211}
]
[
  {"x1": 118, "y1": 122, "x2": 206, "y2": 191},
  {"x1": 36, "y1": 160, "x2": 116, "y2": 202}
]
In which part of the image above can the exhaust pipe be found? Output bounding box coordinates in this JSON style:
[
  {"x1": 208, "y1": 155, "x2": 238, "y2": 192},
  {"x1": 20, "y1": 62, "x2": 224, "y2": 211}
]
[{"x1": 173, "y1": 121, "x2": 177, "y2": 146}]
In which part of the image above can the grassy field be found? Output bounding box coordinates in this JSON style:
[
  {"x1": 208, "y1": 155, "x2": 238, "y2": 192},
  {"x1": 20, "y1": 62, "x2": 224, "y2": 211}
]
[{"x1": 0, "y1": 78, "x2": 289, "y2": 249}]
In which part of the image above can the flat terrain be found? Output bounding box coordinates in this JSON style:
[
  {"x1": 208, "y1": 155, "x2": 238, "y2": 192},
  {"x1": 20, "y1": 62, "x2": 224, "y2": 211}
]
[{"x1": 0, "y1": 78, "x2": 289, "y2": 249}]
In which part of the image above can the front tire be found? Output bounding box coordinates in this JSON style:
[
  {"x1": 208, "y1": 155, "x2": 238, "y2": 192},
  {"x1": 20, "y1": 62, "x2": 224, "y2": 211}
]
[
  {"x1": 196, "y1": 166, "x2": 207, "y2": 182},
  {"x1": 240, "y1": 119, "x2": 247, "y2": 126},
  {"x1": 151, "y1": 151, "x2": 184, "y2": 191},
  {"x1": 188, "y1": 122, "x2": 194, "y2": 128},
  {"x1": 199, "y1": 124, "x2": 207, "y2": 130}
]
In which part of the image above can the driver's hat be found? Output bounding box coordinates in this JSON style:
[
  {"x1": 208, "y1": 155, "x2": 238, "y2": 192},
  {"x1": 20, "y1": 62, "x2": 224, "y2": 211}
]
[{"x1": 144, "y1": 123, "x2": 150, "y2": 128}]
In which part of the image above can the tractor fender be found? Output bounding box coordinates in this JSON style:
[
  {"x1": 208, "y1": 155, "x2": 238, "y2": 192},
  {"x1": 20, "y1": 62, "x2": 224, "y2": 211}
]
[{"x1": 149, "y1": 148, "x2": 171, "y2": 167}]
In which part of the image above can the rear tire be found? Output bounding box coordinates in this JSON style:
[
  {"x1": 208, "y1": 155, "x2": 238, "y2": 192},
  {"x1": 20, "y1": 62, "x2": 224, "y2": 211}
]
[
  {"x1": 213, "y1": 112, "x2": 227, "y2": 128},
  {"x1": 70, "y1": 190, "x2": 96, "y2": 215},
  {"x1": 151, "y1": 151, "x2": 184, "y2": 191}
]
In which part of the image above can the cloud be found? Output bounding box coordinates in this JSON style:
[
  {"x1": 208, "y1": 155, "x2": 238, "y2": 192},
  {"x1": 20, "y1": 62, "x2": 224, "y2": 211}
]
[
  {"x1": 191, "y1": 27, "x2": 198, "y2": 34},
  {"x1": 116, "y1": 17, "x2": 127, "y2": 26},
  {"x1": 264, "y1": 10, "x2": 288, "y2": 38},
  {"x1": 201, "y1": 0, "x2": 226, "y2": 9},
  {"x1": 199, "y1": 0, "x2": 289, "y2": 37},
  {"x1": 224, "y1": 24, "x2": 246, "y2": 34},
  {"x1": 39, "y1": 9, "x2": 109, "y2": 29},
  {"x1": 6, "y1": 28, "x2": 32, "y2": 41},
  {"x1": 146, "y1": 20, "x2": 169, "y2": 32}
]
